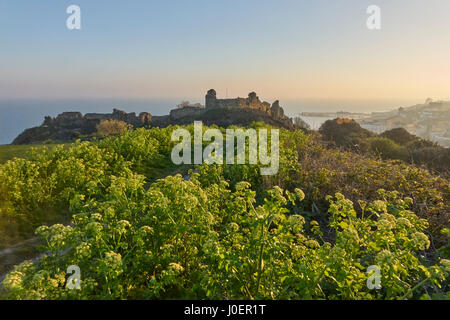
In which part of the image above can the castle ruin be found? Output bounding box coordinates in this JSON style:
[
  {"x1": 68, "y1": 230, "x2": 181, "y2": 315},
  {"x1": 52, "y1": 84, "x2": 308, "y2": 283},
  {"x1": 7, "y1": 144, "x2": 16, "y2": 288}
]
[
  {"x1": 205, "y1": 89, "x2": 287, "y2": 120},
  {"x1": 13, "y1": 90, "x2": 293, "y2": 144}
]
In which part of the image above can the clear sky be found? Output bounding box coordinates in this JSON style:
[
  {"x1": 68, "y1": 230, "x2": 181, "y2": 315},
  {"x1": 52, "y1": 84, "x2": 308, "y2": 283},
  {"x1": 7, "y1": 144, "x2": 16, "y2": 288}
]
[{"x1": 1, "y1": 0, "x2": 450, "y2": 102}]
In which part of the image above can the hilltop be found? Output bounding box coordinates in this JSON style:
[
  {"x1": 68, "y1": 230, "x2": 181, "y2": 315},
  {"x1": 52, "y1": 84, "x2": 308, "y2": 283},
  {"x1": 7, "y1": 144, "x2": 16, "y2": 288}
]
[{"x1": 12, "y1": 90, "x2": 294, "y2": 145}]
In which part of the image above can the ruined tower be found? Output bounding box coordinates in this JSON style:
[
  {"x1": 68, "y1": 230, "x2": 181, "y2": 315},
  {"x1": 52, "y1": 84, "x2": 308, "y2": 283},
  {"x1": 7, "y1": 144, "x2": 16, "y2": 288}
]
[
  {"x1": 271, "y1": 100, "x2": 285, "y2": 120},
  {"x1": 205, "y1": 89, "x2": 217, "y2": 109}
]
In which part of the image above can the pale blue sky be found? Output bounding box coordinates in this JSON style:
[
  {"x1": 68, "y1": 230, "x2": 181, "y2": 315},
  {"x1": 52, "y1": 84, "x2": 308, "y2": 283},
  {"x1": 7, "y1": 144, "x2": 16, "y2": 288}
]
[{"x1": 1, "y1": 0, "x2": 450, "y2": 102}]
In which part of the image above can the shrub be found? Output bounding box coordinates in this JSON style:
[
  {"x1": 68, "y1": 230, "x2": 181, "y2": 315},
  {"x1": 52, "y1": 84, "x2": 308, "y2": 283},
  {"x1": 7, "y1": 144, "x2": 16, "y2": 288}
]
[
  {"x1": 410, "y1": 146, "x2": 450, "y2": 175},
  {"x1": 97, "y1": 127, "x2": 176, "y2": 177},
  {"x1": 1, "y1": 178, "x2": 447, "y2": 300},
  {"x1": 319, "y1": 119, "x2": 375, "y2": 150},
  {"x1": 96, "y1": 120, "x2": 130, "y2": 137},
  {"x1": 0, "y1": 142, "x2": 132, "y2": 249},
  {"x1": 0, "y1": 125, "x2": 448, "y2": 300},
  {"x1": 364, "y1": 137, "x2": 409, "y2": 161},
  {"x1": 381, "y1": 128, "x2": 418, "y2": 146}
]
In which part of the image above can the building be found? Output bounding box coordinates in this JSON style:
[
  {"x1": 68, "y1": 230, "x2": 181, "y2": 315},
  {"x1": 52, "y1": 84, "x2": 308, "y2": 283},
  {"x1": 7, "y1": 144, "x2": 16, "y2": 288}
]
[{"x1": 204, "y1": 89, "x2": 287, "y2": 120}]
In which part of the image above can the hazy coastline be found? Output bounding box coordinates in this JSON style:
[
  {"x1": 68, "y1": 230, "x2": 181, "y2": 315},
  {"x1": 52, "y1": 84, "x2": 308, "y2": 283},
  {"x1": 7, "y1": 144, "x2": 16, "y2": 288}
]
[{"x1": 0, "y1": 97, "x2": 422, "y2": 145}]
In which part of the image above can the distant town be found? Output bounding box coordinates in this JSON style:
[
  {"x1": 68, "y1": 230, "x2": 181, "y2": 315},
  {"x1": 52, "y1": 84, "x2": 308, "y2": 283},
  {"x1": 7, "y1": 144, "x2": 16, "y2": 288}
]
[{"x1": 300, "y1": 99, "x2": 450, "y2": 147}]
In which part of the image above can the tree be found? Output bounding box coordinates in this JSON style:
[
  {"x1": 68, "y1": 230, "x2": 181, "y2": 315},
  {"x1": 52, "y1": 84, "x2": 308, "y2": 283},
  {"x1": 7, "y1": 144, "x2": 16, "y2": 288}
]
[
  {"x1": 365, "y1": 137, "x2": 409, "y2": 161},
  {"x1": 293, "y1": 116, "x2": 311, "y2": 130},
  {"x1": 319, "y1": 118, "x2": 374, "y2": 149},
  {"x1": 96, "y1": 120, "x2": 130, "y2": 137},
  {"x1": 381, "y1": 128, "x2": 417, "y2": 146},
  {"x1": 177, "y1": 101, "x2": 191, "y2": 109}
]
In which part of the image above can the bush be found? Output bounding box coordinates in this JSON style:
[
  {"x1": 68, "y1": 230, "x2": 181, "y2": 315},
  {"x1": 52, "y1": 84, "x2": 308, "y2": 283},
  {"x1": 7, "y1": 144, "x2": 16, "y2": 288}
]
[
  {"x1": 1, "y1": 176, "x2": 448, "y2": 300},
  {"x1": 322, "y1": 125, "x2": 448, "y2": 176},
  {"x1": 1, "y1": 125, "x2": 448, "y2": 300},
  {"x1": 96, "y1": 120, "x2": 130, "y2": 137},
  {"x1": 0, "y1": 142, "x2": 132, "y2": 249},
  {"x1": 411, "y1": 147, "x2": 450, "y2": 175},
  {"x1": 97, "y1": 127, "x2": 176, "y2": 177},
  {"x1": 319, "y1": 119, "x2": 375, "y2": 150},
  {"x1": 381, "y1": 128, "x2": 418, "y2": 146},
  {"x1": 364, "y1": 137, "x2": 409, "y2": 161}
]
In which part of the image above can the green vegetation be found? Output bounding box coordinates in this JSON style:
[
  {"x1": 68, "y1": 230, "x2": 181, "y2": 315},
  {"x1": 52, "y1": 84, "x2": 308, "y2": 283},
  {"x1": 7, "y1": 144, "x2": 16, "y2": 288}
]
[
  {"x1": 381, "y1": 128, "x2": 426, "y2": 146},
  {"x1": 0, "y1": 124, "x2": 448, "y2": 299},
  {"x1": 96, "y1": 119, "x2": 131, "y2": 137},
  {"x1": 363, "y1": 137, "x2": 409, "y2": 161},
  {"x1": 0, "y1": 144, "x2": 63, "y2": 164},
  {"x1": 319, "y1": 118, "x2": 375, "y2": 150},
  {"x1": 319, "y1": 119, "x2": 450, "y2": 176}
]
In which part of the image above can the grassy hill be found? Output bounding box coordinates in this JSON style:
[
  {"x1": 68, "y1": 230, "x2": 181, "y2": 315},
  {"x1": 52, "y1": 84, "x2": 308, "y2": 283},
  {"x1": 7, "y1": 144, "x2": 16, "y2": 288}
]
[{"x1": 0, "y1": 144, "x2": 67, "y2": 164}]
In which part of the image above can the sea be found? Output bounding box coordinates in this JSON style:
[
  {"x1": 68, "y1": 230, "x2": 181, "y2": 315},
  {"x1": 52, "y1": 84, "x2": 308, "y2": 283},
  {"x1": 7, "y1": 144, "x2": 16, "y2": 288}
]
[{"x1": 0, "y1": 98, "x2": 420, "y2": 145}]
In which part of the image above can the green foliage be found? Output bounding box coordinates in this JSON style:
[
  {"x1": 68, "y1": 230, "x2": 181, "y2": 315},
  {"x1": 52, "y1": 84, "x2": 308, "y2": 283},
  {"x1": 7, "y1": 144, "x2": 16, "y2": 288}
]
[
  {"x1": 319, "y1": 118, "x2": 375, "y2": 150},
  {"x1": 0, "y1": 144, "x2": 65, "y2": 164},
  {"x1": 0, "y1": 141, "x2": 131, "y2": 248},
  {"x1": 0, "y1": 127, "x2": 178, "y2": 248},
  {"x1": 96, "y1": 119, "x2": 130, "y2": 137},
  {"x1": 381, "y1": 128, "x2": 419, "y2": 146},
  {"x1": 0, "y1": 125, "x2": 448, "y2": 300},
  {"x1": 1, "y1": 175, "x2": 447, "y2": 299},
  {"x1": 380, "y1": 128, "x2": 449, "y2": 175},
  {"x1": 363, "y1": 137, "x2": 409, "y2": 161},
  {"x1": 410, "y1": 146, "x2": 450, "y2": 175},
  {"x1": 321, "y1": 122, "x2": 449, "y2": 176},
  {"x1": 206, "y1": 128, "x2": 449, "y2": 245}
]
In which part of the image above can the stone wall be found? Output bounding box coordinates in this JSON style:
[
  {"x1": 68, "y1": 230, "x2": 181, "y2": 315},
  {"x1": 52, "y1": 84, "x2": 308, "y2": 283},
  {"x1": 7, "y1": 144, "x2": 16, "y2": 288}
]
[
  {"x1": 170, "y1": 106, "x2": 205, "y2": 121},
  {"x1": 42, "y1": 108, "x2": 152, "y2": 132},
  {"x1": 215, "y1": 98, "x2": 247, "y2": 109},
  {"x1": 204, "y1": 89, "x2": 287, "y2": 120}
]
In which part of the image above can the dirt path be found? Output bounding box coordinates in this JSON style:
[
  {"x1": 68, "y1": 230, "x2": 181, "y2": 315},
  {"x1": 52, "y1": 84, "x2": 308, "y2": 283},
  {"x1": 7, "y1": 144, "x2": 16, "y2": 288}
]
[{"x1": 0, "y1": 237, "x2": 40, "y2": 256}]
